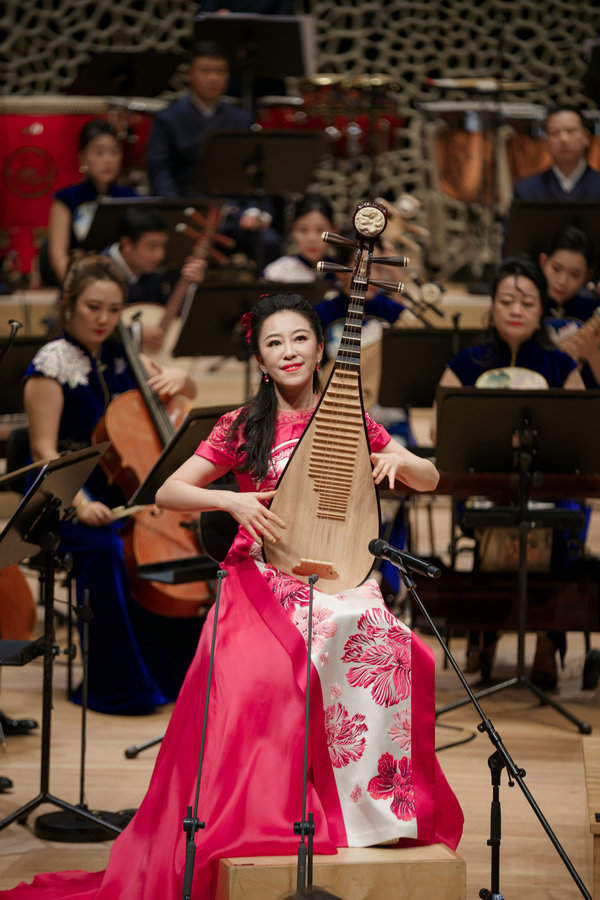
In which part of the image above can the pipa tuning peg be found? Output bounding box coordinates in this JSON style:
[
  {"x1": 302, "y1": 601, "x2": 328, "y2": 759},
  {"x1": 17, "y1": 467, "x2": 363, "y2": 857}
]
[
  {"x1": 321, "y1": 231, "x2": 360, "y2": 249},
  {"x1": 371, "y1": 255, "x2": 410, "y2": 267},
  {"x1": 316, "y1": 261, "x2": 353, "y2": 275},
  {"x1": 368, "y1": 278, "x2": 405, "y2": 295}
]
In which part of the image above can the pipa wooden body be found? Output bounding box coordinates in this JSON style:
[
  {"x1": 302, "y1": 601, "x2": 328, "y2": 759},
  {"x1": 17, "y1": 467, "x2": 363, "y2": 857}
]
[{"x1": 264, "y1": 200, "x2": 400, "y2": 595}]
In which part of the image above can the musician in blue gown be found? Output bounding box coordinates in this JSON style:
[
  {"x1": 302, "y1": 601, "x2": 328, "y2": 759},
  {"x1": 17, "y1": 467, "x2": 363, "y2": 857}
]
[
  {"x1": 433, "y1": 255, "x2": 586, "y2": 689},
  {"x1": 23, "y1": 255, "x2": 201, "y2": 714}
]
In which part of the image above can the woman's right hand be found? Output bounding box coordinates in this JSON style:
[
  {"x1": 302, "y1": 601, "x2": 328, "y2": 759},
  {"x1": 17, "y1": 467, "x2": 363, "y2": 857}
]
[
  {"x1": 76, "y1": 500, "x2": 115, "y2": 528},
  {"x1": 227, "y1": 490, "x2": 286, "y2": 544}
]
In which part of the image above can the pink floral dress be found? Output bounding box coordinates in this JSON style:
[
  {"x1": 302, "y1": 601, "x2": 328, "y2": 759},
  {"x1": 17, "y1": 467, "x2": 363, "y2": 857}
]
[{"x1": 4, "y1": 407, "x2": 462, "y2": 900}]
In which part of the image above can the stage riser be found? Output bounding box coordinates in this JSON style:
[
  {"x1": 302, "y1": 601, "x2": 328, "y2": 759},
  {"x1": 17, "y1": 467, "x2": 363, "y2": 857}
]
[{"x1": 216, "y1": 845, "x2": 466, "y2": 900}]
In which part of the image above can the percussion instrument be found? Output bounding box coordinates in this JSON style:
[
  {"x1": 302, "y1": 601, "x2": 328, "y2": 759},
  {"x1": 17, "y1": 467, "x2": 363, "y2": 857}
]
[
  {"x1": 106, "y1": 97, "x2": 166, "y2": 179},
  {"x1": 420, "y1": 100, "x2": 548, "y2": 204},
  {"x1": 256, "y1": 74, "x2": 404, "y2": 158},
  {"x1": 0, "y1": 95, "x2": 108, "y2": 273}
]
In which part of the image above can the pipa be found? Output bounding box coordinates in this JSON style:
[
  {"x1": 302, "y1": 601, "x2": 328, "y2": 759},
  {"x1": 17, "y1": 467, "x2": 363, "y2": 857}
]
[{"x1": 263, "y1": 200, "x2": 408, "y2": 594}]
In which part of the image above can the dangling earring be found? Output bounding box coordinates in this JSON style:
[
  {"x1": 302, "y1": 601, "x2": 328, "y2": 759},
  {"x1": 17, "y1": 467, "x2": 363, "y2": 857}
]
[
  {"x1": 65, "y1": 310, "x2": 72, "y2": 322},
  {"x1": 263, "y1": 371, "x2": 270, "y2": 383},
  {"x1": 316, "y1": 360, "x2": 321, "y2": 371},
  {"x1": 79, "y1": 164, "x2": 88, "y2": 175}
]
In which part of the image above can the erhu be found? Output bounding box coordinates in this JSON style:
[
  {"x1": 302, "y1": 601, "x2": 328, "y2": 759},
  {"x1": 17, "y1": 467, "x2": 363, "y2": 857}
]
[{"x1": 264, "y1": 200, "x2": 408, "y2": 594}]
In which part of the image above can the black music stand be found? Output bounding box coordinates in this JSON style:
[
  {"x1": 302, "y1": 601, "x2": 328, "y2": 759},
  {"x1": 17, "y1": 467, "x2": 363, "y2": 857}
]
[
  {"x1": 81, "y1": 198, "x2": 223, "y2": 270},
  {"x1": 195, "y1": 13, "x2": 316, "y2": 109},
  {"x1": 378, "y1": 327, "x2": 482, "y2": 408},
  {"x1": 65, "y1": 50, "x2": 184, "y2": 98},
  {"x1": 434, "y1": 387, "x2": 600, "y2": 732},
  {"x1": 504, "y1": 201, "x2": 600, "y2": 265},
  {"x1": 191, "y1": 130, "x2": 327, "y2": 198},
  {"x1": 0, "y1": 445, "x2": 126, "y2": 836}
]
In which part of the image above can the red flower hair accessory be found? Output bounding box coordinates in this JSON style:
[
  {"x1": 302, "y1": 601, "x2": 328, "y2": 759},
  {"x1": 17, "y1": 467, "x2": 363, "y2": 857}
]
[{"x1": 240, "y1": 310, "x2": 253, "y2": 344}]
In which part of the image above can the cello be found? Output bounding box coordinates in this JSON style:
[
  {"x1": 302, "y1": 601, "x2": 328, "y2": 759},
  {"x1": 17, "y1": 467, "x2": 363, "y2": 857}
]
[
  {"x1": 264, "y1": 200, "x2": 408, "y2": 594},
  {"x1": 93, "y1": 321, "x2": 212, "y2": 618}
]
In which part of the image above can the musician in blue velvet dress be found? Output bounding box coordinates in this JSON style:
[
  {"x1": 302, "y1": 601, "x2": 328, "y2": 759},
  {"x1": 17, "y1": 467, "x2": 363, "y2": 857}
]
[
  {"x1": 433, "y1": 255, "x2": 585, "y2": 689},
  {"x1": 23, "y1": 255, "x2": 199, "y2": 714}
]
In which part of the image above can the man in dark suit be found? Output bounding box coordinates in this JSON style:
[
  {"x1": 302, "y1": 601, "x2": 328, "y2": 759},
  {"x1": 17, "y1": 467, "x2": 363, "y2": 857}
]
[
  {"x1": 147, "y1": 40, "x2": 281, "y2": 266},
  {"x1": 513, "y1": 105, "x2": 600, "y2": 201}
]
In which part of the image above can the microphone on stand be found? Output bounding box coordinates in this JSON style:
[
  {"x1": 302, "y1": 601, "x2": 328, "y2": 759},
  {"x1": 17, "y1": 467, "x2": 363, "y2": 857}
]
[{"x1": 368, "y1": 538, "x2": 441, "y2": 579}]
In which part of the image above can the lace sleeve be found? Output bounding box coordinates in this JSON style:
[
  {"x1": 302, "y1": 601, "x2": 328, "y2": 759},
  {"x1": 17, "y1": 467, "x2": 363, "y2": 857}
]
[{"x1": 27, "y1": 339, "x2": 91, "y2": 388}]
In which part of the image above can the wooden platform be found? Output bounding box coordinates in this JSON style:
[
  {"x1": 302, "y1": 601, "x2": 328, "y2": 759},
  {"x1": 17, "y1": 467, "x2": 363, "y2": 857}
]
[
  {"x1": 215, "y1": 845, "x2": 466, "y2": 900},
  {"x1": 583, "y1": 737, "x2": 600, "y2": 900}
]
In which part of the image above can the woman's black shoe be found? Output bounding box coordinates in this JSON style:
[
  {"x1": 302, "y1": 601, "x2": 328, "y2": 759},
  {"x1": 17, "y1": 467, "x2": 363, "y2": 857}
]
[
  {"x1": 0, "y1": 710, "x2": 38, "y2": 735},
  {"x1": 582, "y1": 648, "x2": 600, "y2": 690},
  {"x1": 0, "y1": 776, "x2": 13, "y2": 792}
]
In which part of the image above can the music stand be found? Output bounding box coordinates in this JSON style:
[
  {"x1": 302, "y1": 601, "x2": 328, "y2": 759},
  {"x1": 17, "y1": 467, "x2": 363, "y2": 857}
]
[
  {"x1": 81, "y1": 197, "x2": 224, "y2": 270},
  {"x1": 378, "y1": 327, "x2": 482, "y2": 408},
  {"x1": 191, "y1": 130, "x2": 327, "y2": 198},
  {"x1": 504, "y1": 201, "x2": 600, "y2": 264},
  {"x1": 434, "y1": 387, "x2": 600, "y2": 732},
  {"x1": 0, "y1": 444, "x2": 126, "y2": 835},
  {"x1": 65, "y1": 50, "x2": 184, "y2": 98},
  {"x1": 128, "y1": 406, "x2": 235, "y2": 508},
  {"x1": 195, "y1": 13, "x2": 316, "y2": 109}
]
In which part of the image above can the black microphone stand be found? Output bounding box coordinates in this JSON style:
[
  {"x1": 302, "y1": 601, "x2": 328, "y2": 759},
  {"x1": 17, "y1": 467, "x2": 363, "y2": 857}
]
[
  {"x1": 377, "y1": 545, "x2": 591, "y2": 899},
  {"x1": 294, "y1": 573, "x2": 318, "y2": 892},
  {"x1": 181, "y1": 568, "x2": 227, "y2": 900}
]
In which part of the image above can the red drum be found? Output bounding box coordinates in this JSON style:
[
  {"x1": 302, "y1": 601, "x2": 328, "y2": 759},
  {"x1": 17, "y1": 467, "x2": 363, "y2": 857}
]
[
  {"x1": 256, "y1": 75, "x2": 404, "y2": 158},
  {"x1": 0, "y1": 95, "x2": 108, "y2": 273}
]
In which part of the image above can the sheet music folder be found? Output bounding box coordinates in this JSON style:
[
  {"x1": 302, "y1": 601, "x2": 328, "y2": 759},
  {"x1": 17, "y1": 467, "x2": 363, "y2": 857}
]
[{"x1": 435, "y1": 386, "x2": 600, "y2": 476}]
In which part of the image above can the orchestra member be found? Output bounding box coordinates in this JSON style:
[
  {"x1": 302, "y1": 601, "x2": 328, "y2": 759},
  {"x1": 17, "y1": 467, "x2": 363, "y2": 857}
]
[
  {"x1": 104, "y1": 205, "x2": 206, "y2": 353},
  {"x1": 432, "y1": 256, "x2": 585, "y2": 689},
  {"x1": 23, "y1": 256, "x2": 198, "y2": 715},
  {"x1": 7, "y1": 293, "x2": 463, "y2": 898},
  {"x1": 513, "y1": 106, "x2": 600, "y2": 202},
  {"x1": 147, "y1": 40, "x2": 281, "y2": 266},
  {"x1": 539, "y1": 225, "x2": 600, "y2": 388},
  {"x1": 44, "y1": 119, "x2": 138, "y2": 286}
]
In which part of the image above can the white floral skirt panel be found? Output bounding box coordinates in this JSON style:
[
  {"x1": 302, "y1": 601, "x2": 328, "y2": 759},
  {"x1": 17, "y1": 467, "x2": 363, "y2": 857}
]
[{"x1": 256, "y1": 561, "x2": 416, "y2": 847}]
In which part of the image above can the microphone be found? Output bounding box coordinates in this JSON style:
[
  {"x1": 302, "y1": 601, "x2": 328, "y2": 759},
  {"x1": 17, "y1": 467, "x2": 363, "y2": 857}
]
[{"x1": 368, "y1": 538, "x2": 441, "y2": 579}]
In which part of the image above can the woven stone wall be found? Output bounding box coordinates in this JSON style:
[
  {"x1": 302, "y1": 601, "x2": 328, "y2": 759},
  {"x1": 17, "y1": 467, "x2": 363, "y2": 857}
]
[{"x1": 2, "y1": 0, "x2": 599, "y2": 277}]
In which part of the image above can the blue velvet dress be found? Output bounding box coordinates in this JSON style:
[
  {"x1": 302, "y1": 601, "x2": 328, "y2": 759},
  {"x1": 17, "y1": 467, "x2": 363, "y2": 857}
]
[{"x1": 25, "y1": 332, "x2": 202, "y2": 714}]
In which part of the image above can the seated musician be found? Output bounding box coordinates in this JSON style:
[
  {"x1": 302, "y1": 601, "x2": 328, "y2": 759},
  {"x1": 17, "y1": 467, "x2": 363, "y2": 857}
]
[
  {"x1": 432, "y1": 255, "x2": 585, "y2": 689},
  {"x1": 146, "y1": 40, "x2": 282, "y2": 267},
  {"x1": 103, "y1": 205, "x2": 205, "y2": 353},
  {"x1": 539, "y1": 225, "x2": 600, "y2": 388},
  {"x1": 23, "y1": 255, "x2": 200, "y2": 715},
  {"x1": 43, "y1": 119, "x2": 138, "y2": 287},
  {"x1": 512, "y1": 105, "x2": 600, "y2": 202}
]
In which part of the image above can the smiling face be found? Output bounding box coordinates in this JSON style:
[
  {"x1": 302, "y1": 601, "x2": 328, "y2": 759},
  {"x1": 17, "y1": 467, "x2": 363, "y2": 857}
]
[
  {"x1": 491, "y1": 275, "x2": 542, "y2": 350},
  {"x1": 67, "y1": 278, "x2": 125, "y2": 354},
  {"x1": 539, "y1": 248, "x2": 590, "y2": 306},
  {"x1": 256, "y1": 309, "x2": 323, "y2": 408}
]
